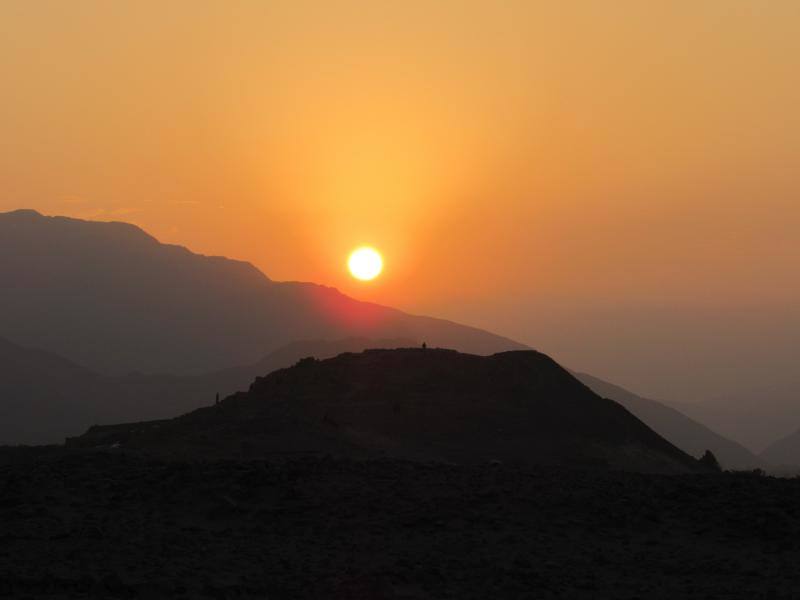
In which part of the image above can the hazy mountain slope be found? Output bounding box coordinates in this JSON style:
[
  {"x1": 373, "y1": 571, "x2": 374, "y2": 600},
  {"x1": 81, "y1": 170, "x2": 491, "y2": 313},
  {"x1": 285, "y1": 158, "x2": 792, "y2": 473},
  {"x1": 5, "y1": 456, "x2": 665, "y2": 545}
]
[
  {"x1": 0, "y1": 336, "x2": 218, "y2": 445},
  {"x1": 761, "y1": 429, "x2": 800, "y2": 468},
  {"x1": 575, "y1": 372, "x2": 766, "y2": 470},
  {"x1": 0, "y1": 337, "x2": 107, "y2": 444},
  {"x1": 667, "y1": 384, "x2": 800, "y2": 454},
  {"x1": 70, "y1": 348, "x2": 708, "y2": 473},
  {"x1": 0, "y1": 209, "x2": 524, "y2": 374}
]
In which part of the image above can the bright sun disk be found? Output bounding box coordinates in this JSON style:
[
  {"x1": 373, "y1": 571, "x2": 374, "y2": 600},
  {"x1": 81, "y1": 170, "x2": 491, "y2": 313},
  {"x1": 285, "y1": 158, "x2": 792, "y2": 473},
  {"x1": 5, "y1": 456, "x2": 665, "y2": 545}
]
[{"x1": 348, "y1": 247, "x2": 383, "y2": 281}]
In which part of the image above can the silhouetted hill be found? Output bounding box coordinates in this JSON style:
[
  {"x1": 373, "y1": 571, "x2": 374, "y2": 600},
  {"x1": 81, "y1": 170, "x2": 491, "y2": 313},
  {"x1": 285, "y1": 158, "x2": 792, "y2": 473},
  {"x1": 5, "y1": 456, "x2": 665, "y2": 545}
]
[
  {"x1": 761, "y1": 428, "x2": 800, "y2": 469},
  {"x1": 0, "y1": 336, "x2": 415, "y2": 445},
  {"x1": 575, "y1": 372, "x2": 766, "y2": 470},
  {"x1": 69, "y1": 348, "x2": 708, "y2": 473},
  {"x1": 0, "y1": 209, "x2": 524, "y2": 374}
]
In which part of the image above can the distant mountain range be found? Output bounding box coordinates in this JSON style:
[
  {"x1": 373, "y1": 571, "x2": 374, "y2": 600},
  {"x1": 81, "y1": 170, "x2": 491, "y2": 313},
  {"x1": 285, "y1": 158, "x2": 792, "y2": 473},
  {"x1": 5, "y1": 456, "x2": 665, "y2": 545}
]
[
  {"x1": 0, "y1": 334, "x2": 204, "y2": 445},
  {"x1": 0, "y1": 209, "x2": 524, "y2": 375},
  {"x1": 666, "y1": 385, "x2": 800, "y2": 455},
  {"x1": 68, "y1": 348, "x2": 710, "y2": 473},
  {"x1": 575, "y1": 373, "x2": 767, "y2": 471},
  {"x1": 761, "y1": 428, "x2": 800, "y2": 468}
]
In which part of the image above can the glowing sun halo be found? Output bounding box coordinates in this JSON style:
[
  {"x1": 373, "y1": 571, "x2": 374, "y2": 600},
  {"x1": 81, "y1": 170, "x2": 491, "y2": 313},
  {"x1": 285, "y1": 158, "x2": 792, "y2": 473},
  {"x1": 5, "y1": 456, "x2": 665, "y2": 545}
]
[{"x1": 348, "y1": 247, "x2": 383, "y2": 281}]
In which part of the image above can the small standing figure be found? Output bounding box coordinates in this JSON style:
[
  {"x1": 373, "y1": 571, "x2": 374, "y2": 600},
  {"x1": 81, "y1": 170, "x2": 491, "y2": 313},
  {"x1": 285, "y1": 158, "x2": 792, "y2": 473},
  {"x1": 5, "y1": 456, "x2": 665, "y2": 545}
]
[
  {"x1": 215, "y1": 392, "x2": 220, "y2": 405},
  {"x1": 422, "y1": 342, "x2": 427, "y2": 350}
]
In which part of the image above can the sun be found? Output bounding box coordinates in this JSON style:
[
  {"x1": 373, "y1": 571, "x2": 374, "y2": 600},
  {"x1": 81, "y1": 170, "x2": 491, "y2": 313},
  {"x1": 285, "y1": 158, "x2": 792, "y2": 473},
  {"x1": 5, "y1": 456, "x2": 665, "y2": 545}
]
[{"x1": 348, "y1": 246, "x2": 383, "y2": 281}]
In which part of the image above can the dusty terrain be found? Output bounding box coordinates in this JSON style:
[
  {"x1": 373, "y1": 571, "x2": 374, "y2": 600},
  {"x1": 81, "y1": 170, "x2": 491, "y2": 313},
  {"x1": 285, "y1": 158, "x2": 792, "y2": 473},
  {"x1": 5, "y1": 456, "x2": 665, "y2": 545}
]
[{"x1": 1, "y1": 449, "x2": 798, "y2": 599}]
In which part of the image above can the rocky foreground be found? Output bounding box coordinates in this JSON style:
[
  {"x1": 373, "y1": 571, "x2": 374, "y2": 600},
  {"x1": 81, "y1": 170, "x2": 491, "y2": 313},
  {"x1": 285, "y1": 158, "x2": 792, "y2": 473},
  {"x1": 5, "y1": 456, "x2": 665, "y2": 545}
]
[{"x1": 1, "y1": 450, "x2": 799, "y2": 599}]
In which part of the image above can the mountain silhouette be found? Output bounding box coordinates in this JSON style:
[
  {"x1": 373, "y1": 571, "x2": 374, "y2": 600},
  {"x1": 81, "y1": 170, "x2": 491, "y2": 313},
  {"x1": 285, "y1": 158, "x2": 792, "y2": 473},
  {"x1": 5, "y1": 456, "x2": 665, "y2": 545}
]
[
  {"x1": 0, "y1": 209, "x2": 524, "y2": 375},
  {"x1": 667, "y1": 382, "x2": 800, "y2": 454},
  {"x1": 0, "y1": 329, "x2": 771, "y2": 473},
  {"x1": 575, "y1": 372, "x2": 766, "y2": 470},
  {"x1": 69, "y1": 348, "x2": 710, "y2": 473},
  {"x1": 761, "y1": 428, "x2": 800, "y2": 469}
]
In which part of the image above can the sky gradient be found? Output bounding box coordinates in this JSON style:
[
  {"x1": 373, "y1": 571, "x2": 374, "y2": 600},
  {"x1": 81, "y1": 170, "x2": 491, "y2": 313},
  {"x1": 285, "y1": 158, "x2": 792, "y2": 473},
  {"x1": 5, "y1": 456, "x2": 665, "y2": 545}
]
[{"x1": 2, "y1": 1, "x2": 799, "y2": 401}]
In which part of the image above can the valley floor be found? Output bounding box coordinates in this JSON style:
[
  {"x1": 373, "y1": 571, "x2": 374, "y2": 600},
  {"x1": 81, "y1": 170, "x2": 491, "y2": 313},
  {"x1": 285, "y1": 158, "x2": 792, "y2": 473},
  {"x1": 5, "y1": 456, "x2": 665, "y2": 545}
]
[{"x1": 1, "y1": 450, "x2": 799, "y2": 599}]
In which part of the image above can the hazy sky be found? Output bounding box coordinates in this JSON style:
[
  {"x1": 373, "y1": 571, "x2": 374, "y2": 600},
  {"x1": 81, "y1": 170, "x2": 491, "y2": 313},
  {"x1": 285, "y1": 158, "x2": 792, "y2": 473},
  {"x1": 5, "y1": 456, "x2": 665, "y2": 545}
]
[{"x1": 2, "y1": 1, "x2": 799, "y2": 400}]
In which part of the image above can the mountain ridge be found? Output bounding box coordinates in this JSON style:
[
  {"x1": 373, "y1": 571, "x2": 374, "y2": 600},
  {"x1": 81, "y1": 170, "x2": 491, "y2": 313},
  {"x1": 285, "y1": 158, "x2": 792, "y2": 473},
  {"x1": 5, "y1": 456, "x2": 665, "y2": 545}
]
[{"x1": 0, "y1": 209, "x2": 525, "y2": 375}]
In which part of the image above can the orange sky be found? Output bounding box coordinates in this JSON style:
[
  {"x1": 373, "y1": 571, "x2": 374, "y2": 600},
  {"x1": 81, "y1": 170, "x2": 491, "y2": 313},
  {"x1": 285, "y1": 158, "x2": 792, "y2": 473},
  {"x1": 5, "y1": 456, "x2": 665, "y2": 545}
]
[{"x1": 2, "y1": 1, "x2": 799, "y2": 400}]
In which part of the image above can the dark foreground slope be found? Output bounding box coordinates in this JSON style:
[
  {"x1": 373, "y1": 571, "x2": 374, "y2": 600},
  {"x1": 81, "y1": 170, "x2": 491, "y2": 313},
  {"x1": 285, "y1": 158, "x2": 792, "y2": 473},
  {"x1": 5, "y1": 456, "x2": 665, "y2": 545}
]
[
  {"x1": 1, "y1": 451, "x2": 799, "y2": 599},
  {"x1": 70, "y1": 349, "x2": 705, "y2": 473},
  {"x1": 576, "y1": 372, "x2": 766, "y2": 471},
  {"x1": 0, "y1": 209, "x2": 523, "y2": 375}
]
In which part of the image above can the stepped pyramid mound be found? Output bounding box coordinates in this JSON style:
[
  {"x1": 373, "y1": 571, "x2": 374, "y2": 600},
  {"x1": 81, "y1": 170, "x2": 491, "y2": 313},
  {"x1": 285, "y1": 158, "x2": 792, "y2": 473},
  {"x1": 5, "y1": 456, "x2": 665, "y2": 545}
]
[{"x1": 71, "y1": 348, "x2": 707, "y2": 473}]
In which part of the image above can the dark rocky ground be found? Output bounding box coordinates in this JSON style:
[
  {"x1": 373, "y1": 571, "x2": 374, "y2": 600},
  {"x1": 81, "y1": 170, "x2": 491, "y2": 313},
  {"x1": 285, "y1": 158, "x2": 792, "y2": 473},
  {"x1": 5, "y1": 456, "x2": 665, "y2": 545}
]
[{"x1": 1, "y1": 449, "x2": 799, "y2": 599}]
